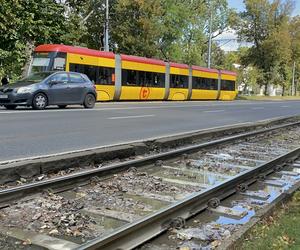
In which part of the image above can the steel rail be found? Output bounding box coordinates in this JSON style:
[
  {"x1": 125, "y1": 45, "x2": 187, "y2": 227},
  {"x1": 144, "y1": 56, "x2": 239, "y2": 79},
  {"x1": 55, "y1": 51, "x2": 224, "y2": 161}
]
[
  {"x1": 77, "y1": 146, "x2": 300, "y2": 250},
  {"x1": 0, "y1": 121, "x2": 299, "y2": 206}
]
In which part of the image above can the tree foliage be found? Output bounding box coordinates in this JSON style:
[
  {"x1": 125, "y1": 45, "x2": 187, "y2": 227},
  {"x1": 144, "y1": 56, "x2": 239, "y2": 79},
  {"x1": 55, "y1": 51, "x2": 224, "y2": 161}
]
[
  {"x1": 0, "y1": 0, "x2": 68, "y2": 78},
  {"x1": 0, "y1": 0, "x2": 299, "y2": 96},
  {"x1": 0, "y1": 0, "x2": 234, "y2": 79},
  {"x1": 236, "y1": 0, "x2": 297, "y2": 95}
]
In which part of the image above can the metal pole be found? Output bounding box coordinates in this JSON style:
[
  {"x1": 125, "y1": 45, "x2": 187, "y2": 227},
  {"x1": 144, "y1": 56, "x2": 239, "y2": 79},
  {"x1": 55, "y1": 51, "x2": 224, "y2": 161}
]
[
  {"x1": 104, "y1": 0, "x2": 109, "y2": 51},
  {"x1": 207, "y1": 3, "x2": 213, "y2": 68},
  {"x1": 292, "y1": 61, "x2": 296, "y2": 96}
]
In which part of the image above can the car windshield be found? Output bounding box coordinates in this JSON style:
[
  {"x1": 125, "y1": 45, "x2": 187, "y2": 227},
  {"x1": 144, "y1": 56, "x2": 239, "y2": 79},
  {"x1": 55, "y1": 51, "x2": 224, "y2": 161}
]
[{"x1": 15, "y1": 72, "x2": 53, "y2": 84}]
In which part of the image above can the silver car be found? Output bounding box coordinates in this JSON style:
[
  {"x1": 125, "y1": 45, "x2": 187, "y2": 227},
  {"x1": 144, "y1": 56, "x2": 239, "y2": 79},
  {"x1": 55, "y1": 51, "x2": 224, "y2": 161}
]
[{"x1": 0, "y1": 71, "x2": 97, "y2": 110}]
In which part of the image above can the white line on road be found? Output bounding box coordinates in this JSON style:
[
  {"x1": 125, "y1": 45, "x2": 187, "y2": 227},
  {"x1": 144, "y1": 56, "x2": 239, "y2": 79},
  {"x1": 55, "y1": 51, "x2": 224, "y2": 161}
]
[
  {"x1": 203, "y1": 110, "x2": 225, "y2": 113},
  {"x1": 108, "y1": 115, "x2": 155, "y2": 120},
  {"x1": 280, "y1": 106, "x2": 290, "y2": 108},
  {"x1": 252, "y1": 107, "x2": 265, "y2": 110}
]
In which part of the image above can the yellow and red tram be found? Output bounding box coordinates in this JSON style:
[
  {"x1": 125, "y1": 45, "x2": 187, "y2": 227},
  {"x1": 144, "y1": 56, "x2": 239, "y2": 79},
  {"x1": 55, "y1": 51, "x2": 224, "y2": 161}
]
[{"x1": 30, "y1": 44, "x2": 237, "y2": 101}]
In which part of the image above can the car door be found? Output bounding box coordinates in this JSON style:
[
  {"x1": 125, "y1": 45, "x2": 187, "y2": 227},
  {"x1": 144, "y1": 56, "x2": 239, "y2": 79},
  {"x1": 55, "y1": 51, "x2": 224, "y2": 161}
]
[
  {"x1": 68, "y1": 73, "x2": 86, "y2": 103},
  {"x1": 47, "y1": 72, "x2": 70, "y2": 104}
]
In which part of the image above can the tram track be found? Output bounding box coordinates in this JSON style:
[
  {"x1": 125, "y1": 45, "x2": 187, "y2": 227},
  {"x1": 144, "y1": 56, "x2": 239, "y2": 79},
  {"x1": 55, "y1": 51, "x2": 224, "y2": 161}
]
[{"x1": 1, "y1": 119, "x2": 300, "y2": 249}]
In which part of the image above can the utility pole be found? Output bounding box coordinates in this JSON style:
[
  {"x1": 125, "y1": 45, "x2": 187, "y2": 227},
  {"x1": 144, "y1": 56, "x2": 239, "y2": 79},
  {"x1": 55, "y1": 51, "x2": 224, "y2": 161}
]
[
  {"x1": 207, "y1": 3, "x2": 213, "y2": 68},
  {"x1": 104, "y1": 0, "x2": 109, "y2": 51},
  {"x1": 292, "y1": 61, "x2": 296, "y2": 96}
]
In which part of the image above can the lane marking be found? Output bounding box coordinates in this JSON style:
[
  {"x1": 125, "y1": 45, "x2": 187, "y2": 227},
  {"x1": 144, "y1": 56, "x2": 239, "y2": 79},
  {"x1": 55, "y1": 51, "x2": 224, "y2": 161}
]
[
  {"x1": 108, "y1": 115, "x2": 155, "y2": 120},
  {"x1": 203, "y1": 110, "x2": 225, "y2": 113},
  {"x1": 281, "y1": 106, "x2": 290, "y2": 108},
  {"x1": 252, "y1": 107, "x2": 265, "y2": 110}
]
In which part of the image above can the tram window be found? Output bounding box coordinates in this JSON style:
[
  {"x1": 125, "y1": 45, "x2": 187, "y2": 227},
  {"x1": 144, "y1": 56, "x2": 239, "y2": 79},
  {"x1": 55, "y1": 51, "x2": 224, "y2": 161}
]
[
  {"x1": 203, "y1": 78, "x2": 218, "y2": 90},
  {"x1": 70, "y1": 64, "x2": 97, "y2": 83},
  {"x1": 153, "y1": 73, "x2": 164, "y2": 87},
  {"x1": 192, "y1": 77, "x2": 202, "y2": 89},
  {"x1": 53, "y1": 53, "x2": 66, "y2": 71},
  {"x1": 139, "y1": 71, "x2": 146, "y2": 86},
  {"x1": 140, "y1": 72, "x2": 164, "y2": 87},
  {"x1": 221, "y1": 80, "x2": 235, "y2": 91},
  {"x1": 30, "y1": 52, "x2": 52, "y2": 73},
  {"x1": 98, "y1": 67, "x2": 114, "y2": 85},
  {"x1": 145, "y1": 72, "x2": 153, "y2": 86},
  {"x1": 53, "y1": 58, "x2": 66, "y2": 71},
  {"x1": 192, "y1": 77, "x2": 218, "y2": 90},
  {"x1": 70, "y1": 63, "x2": 114, "y2": 85},
  {"x1": 170, "y1": 74, "x2": 188, "y2": 88},
  {"x1": 122, "y1": 69, "x2": 165, "y2": 87},
  {"x1": 153, "y1": 73, "x2": 159, "y2": 87},
  {"x1": 122, "y1": 69, "x2": 138, "y2": 86},
  {"x1": 209, "y1": 79, "x2": 218, "y2": 90}
]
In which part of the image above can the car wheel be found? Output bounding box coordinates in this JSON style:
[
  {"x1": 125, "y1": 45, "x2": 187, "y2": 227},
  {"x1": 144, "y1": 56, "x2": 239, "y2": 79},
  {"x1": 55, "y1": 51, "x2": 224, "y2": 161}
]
[
  {"x1": 32, "y1": 93, "x2": 47, "y2": 110},
  {"x1": 4, "y1": 105, "x2": 16, "y2": 110},
  {"x1": 83, "y1": 93, "x2": 96, "y2": 109},
  {"x1": 58, "y1": 105, "x2": 67, "y2": 109}
]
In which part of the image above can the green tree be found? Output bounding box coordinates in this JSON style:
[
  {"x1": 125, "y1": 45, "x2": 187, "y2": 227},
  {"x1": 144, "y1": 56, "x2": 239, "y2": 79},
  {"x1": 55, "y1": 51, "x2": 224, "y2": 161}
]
[
  {"x1": 110, "y1": 0, "x2": 233, "y2": 66},
  {"x1": 236, "y1": 0, "x2": 294, "y2": 95},
  {"x1": 0, "y1": 0, "x2": 68, "y2": 79},
  {"x1": 289, "y1": 16, "x2": 300, "y2": 94}
]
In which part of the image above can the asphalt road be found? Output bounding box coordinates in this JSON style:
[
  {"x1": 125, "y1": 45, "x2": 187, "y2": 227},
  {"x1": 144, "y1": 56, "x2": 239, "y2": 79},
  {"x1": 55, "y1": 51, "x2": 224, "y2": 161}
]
[{"x1": 1, "y1": 100, "x2": 300, "y2": 162}]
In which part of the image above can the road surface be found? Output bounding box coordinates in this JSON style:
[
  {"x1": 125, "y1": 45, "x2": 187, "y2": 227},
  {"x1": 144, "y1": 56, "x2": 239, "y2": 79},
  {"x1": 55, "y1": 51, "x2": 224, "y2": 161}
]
[{"x1": 0, "y1": 100, "x2": 300, "y2": 162}]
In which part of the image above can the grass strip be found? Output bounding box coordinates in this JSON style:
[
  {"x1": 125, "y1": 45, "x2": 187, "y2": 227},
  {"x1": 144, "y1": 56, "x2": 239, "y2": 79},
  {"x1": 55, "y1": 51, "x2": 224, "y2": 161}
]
[
  {"x1": 238, "y1": 96, "x2": 300, "y2": 101},
  {"x1": 241, "y1": 191, "x2": 300, "y2": 250}
]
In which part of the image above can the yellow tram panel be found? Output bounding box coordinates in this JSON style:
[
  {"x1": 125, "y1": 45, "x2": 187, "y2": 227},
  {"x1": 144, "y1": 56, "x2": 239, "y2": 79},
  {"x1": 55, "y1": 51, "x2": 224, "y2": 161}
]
[
  {"x1": 219, "y1": 91, "x2": 237, "y2": 101},
  {"x1": 221, "y1": 74, "x2": 236, "y2": 81},
  {"x1": 67, "y1": 53, "x2": 115, "y2": 68},
  {"x1": 170, "y1": 67, "x2": 189, "y2": 76},
  {"x1": 95, "y1": 85, "x2": 115, "y2": 101},
  {"x1": 191, "y1": 90, "x2": 218, "y2": 100},
  {"x1": 168, "y1": 88, "x2": 189, "y2": 101},
  {"x1": 120, "y1": 87, "x2": 165, "y2": 100},
  {"x1": 146, "y1": 88, "x2": 165, "y2": 100},
  {"x1": 120, "y1": 86, "x2": 141, "y2": 100},
  {"x1": 122, "y1": 61, "x2": 165, "y2": 73},
  {"x1": 192, "y1": 70, "x2": 219, "y2": 79}
]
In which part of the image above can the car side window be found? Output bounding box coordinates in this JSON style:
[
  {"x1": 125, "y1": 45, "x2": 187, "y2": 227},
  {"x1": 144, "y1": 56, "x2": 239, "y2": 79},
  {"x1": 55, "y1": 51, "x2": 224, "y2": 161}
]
[
  {"x1": 69, "y1": 73, "x2": 85, "y2": 84},
  {"x1": 49, "y1": 73, "x2": 69, "y2": 83}
]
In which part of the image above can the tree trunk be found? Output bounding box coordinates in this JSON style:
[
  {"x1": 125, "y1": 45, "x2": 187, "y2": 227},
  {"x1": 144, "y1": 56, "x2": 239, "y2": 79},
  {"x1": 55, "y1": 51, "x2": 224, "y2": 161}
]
[
  {"x1": 264, "y1": 83, "x2": 268, "y2": 96},
  {"x1": 243, "y1": 83, "x2": 248, "y2": 94},
  {"x1": 22, "y1": 40, "x2": 35, "y2": 78}
]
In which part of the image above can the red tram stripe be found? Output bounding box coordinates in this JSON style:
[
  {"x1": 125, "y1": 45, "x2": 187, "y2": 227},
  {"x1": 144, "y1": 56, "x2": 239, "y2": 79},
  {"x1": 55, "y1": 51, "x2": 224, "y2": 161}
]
[
  {"x1": 121, "y1": 54, "x2": 165, "y2": 66},
  {"x1": 35, "y1": 44, "x2": 115, "y2": 59}
]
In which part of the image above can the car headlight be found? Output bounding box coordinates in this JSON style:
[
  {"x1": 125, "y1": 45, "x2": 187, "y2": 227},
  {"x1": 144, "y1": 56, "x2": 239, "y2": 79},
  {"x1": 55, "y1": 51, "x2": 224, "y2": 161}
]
[{"x1": 17, "y1": 86, "x2": 35, "y2": 94}]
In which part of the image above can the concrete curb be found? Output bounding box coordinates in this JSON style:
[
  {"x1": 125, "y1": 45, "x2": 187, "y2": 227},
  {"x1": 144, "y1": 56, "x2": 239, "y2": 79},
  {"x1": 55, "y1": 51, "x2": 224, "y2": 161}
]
[{"x1": 0, "y1": 115, "x2": 299, "y2": 185}]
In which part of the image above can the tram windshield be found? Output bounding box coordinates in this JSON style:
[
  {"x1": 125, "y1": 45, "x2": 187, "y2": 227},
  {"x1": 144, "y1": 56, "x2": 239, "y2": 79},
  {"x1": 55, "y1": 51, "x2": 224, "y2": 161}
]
[{"x1": 29, "y1": 52, "x2": 66, "y2": 74}]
